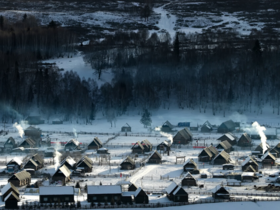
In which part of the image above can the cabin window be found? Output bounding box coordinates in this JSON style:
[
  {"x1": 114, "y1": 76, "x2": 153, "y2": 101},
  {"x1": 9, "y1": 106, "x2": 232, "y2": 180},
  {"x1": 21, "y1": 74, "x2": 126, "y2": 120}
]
[
  {"x1": 43, "y1": 197, "x2": 48, "y2": 201},
  {"x1": 53, "y1": 197, "x2": 58, "y2": 201},
  {"x1": 104, "y1": 196, "x2": 108, "y2": 201},
  {"x1": 65, "y1": 197, "x2": 69, "y2": 201},
  {"x1": 92, "y1": 196, "x2": 97, "y2": 201}
]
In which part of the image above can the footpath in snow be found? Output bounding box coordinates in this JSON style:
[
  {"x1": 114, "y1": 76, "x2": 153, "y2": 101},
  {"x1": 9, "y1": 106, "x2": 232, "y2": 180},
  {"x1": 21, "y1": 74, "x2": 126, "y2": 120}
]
[{"x1": 129, "y1": 165, "x2": 158, "y2": 184}]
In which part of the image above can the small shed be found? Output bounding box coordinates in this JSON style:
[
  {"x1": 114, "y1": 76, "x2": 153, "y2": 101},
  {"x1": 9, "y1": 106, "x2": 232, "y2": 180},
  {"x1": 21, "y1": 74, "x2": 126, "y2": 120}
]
[
  {"x1": 5, "y1": 191, "x2": 20, "y2": 209},
  {"x1": 6, "y1": 158, "x2": 22, "y2": 173},
  {"x1": 148, "y1": 150, "x2": 162, "y2": 164},
  {"x1": 39, "y1": 186, "x2": 75, "y2": 203},
  {"x1": 173, "y1": 128, "x2": 193, "y2": 144},
  {"x1": 87, "y1": 185, "x2": 122, "y2": 203},
  {"x1": 52, "y1": 165, "x2": 71, "y2": 185},
  {"x1": 18, "y1": 138, "x2": 36, "y2": 148},
  {"x1": 121, "y1": 123, "x2": 131, "y2": 132},
  {"x1": 217, "y1": 120, "x2": 236, "y2": 133},
  {"x1": 172, "y1": 186, "x2": 188, "y2": 202},
  {"x1": 181, "y1": 172, "x2": 197, "y2": 186},
  {"x1": 64, "y1": 139, "x2": 80, "y2": 151},
  {"x1": 60, "y1": 156, "x2": 76, "y2": 170},
  {"x1": 223, "y1": 164, "x2": 234, "y2": 170},
  {"x1": 241, "y1": 156, "x2": 258, "y2": 172},
  {"x1": 131, "y1": 142, "x2": 145, "y2": 154},
  {"x1": 4, "y1": 137, "x2": 16, "y2": 151},
  {"x1": 216, "y1": 140, "x2": 233, "y2": 153},
  {"x1": 134, "y1": 187, "x2": 149, "y2": 204},
  {"x1": 120, "y1": 157, "x2": 136, "y2": 170},
  {"x1": 88, "y1": 137, "x2": 103, "y2": 150},
  {"x1": 1, "y1": 183, "x2": 19, "y2": 202},
  {"x1": 198, "y1": 146, "x2": 219, "y2": 162},
  {"x1": 8, "y1": 170, "x2": 31, "y2": 187},
  {"x1": 76, "y1": 156, "x2": 93, "y2": 173},
  {"x1": 217, "y1": 133, "x2": 237, "y2": 145},
  {"x1": 183, "y1": 158, "x2": 199, "y2": 174},
  {"x1": 213, "y1": 151, "x2": 231, "y2": 165},
  {"x1": 201, "y1": 121, "x2": 213, "y2": 133},
  {"x1": 212, "y1": 186, "x2": 230, "y2": 199},
  {"x1": 157, "y1": 141, "x2": 171, "y2": 152},
  {"x1": 261, "y1": 152, "x2": 276, "y2": 168},
  {"x1": 161, "y1": 121, "x2": 175, "y2": 132},
  {"x1": 237, "y1": 133, "x2": 252, "y2": 147}
]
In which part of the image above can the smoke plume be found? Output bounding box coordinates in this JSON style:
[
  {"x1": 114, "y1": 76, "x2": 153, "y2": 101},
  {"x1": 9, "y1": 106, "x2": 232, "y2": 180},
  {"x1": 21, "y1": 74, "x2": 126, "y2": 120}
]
[
  {"x1": 13, "y1": 122, "x2": 24, "y2": 138},
  {"x1": 54, "y1": 150, "x2": 62, "y2": 171},
  {"x1": 252, "y1": 121, "x2": 267, "y2": 154},
  {"x1": 73, "y1": 128, "x2": 77, "y2": 138},
  {"x1": 155, "y1": 126, "x2": 173, "y2": 144}
]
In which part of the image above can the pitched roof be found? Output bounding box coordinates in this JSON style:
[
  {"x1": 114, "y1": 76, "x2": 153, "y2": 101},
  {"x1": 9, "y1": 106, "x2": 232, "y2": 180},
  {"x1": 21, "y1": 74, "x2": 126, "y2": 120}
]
[
  {"x1": 60, "y1": 156, "x2": 76, "y2": 167},
  {"x1": 173, "y1": 186, "x2": 187, "y2": 196},
  {"x1": 89, "y1": 138, "x2": 103, "y2": 147},
  {"x1": 222, "y1": 120, "x2": 236, "y2": 130},
  {"x1": 162, "y1": 121, "x2": 174, "y2": 128},
  {"x1": 32, "y1": 154, "x2": 44, "y2": 165},
  {"x1": 182, "y1": 172, "x2": 196, "y2": 180},
  {"x1": 131, "y1": 141, "x2": 144, "y2": 150},
  {"x1": 54, "y1": 165, "x2": 71, "y2": 177},
  {"x1": 76, "y1": 156, "x2": 93, "y2": 168},
  {"x1": 39, "y1": 186, "x2": 74, "y2": 195},
  {"x1": 217, "y1": 140, "x2": 232, "y2": 150},
  {"x1": 241, "y1": 156, "x2": 258, "y2": 166},
  {"x1": 5, "y1": 137, "x2": 16, "y2": 145},
  {"x1": 208, "y1": 145, "x2": 219, "y2": 156},
  {"x1": 240, "y1": 133, "x2": 252, "y2": 142},
  {"x1": 65, "y1": 139, "x2": 80, "y2": 147},
  {"x1": 19, "y1": 138, "x2": 36, "y2": 147},
  {"x1": 87, "y1": 185, "x2": 122, "y2": 194},
  {"x1": 135, "y1": 187, "x2": 146, "y2": 197},
  {"x1": 7, "y1": 158, "x2": 22, "y2": 166},
  {"x1": 261, "y1": 152, "x2": 276, "y2": 161},
  {"x1": 244, "y1": 165, "x2": 256, "y2": 172},
  {"x1": 4, "y1": 191, "x2": 20, "y2": 202},
  {"x1": 141, "y1": 140, "x2": 153, "y2": 148},
  {"x1": 25, "y1": 158, "x2": 38, "y2": 168},
  {"x1": 202, "y1": 121, "x2": 212, "y2": 130},
  {"x1": 9, "y1": 171, "x2": 31, "y2": 181},
  {"x1": 165, "y1": 182, "x2": 178, "y2": 194},
  {"x1": 183, "y1": 158, "x2": 198, "y2": 168},
  {"x1": 149, "y1": 150, "x2": 162, "y2": 160},
  {"x1": 213, "y1": 150, "x2": 231, "y2": 162},
  {"x1": 211, "y1": 185, "x2": 230, "y2": 193},
  {"x1": 120, "y1": 156, "x2": 135, "y2": 165},
  {"x1": 1, "y1": 182, "x2": 19, "y2": 195}
]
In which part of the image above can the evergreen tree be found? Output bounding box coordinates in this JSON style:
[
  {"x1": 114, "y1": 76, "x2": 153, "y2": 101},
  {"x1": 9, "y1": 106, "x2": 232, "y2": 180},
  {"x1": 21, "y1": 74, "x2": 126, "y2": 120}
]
[
  {"x1": 0, "y1": 15, "x2": 4, "y2": 30},
  {"x1": 173, "y1": 32, "x2": 180, "y2": 62},
  {"x1": 140, "y1": 109, "x2": 152, "y2": 128},
  {"x1": 90, "y1": 103, "x2": 96, "y2": 120}
]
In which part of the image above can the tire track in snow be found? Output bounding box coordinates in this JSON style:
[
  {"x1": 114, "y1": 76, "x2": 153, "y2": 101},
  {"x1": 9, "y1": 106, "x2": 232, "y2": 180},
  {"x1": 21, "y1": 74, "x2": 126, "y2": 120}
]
[{"x1": 129, "y1": 165, "x2": 158, "y2": 184}]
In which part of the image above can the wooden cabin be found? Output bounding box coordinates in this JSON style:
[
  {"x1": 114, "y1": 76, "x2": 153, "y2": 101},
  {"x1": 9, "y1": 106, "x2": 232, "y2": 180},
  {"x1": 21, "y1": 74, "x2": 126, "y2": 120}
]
[
  {"x1": 1, "y1": 183, "x2": 19, "y2": 202},
  {"x1": 31, "y1": 154, "x2": 44, "y2": 169},
  {"x1": 131, "y1": 142, "x2": 145, "y2": 154},
  {"x1": 241, "y1": 156, "x2": 258, "y2": 172},
  {"x1": 128, "y1": 183, "x2": 137, "y2": 191},
  {"x1": 6, "y1": 158, "x2": 22, "y2": 173},
  {"x1": 8, "y1": 171, "x2": 31, "y2": 187},
  {"x1": 18, "y1": 138, "x2": 36, "y2": 148},
  {"x1": 217, "y1": 133, "x2": 237, "y2": 145},
  {"x1": 254, "y1": 143, "x2": 270, "y2": 154},
  {"x1": 181, "y1": 172, "x2": 197, "y2": 186},
  {"x1": 52, "y1": 165, "x2": 71, "y2": 185},
  {"x1": 201, "y1": 121, "x2": 213, "y2": 133},
  {"x1": 216, "y1": 140, "x2": 233, "y2": 153},
  {"x1": 60, "y1": 156, "x2": 76, "y2": 170},
  {"x1": 213, "y1": 151, "x2": 231, "y2": 165},
  {"x1": 237, "y1": 133, "x2": 252, "y2": 147},
  {"x1": 76, "y1": 156, "x2": 93, "y2": 173},
  {"x1": 39, "y1": 186, "x2": 75, "y2": 203},
  {"x1": 212, "y1": 186, "x2": 230, "y2": 199},
  {"x1": 198, "y1": 145, "x2": 219, "y2": 162},
  {"x1": 222, "y1": 164, "x2": 234, "y2": 170},
  {"x1": 172, "y1": 186, "x2": 188, "y2": 202},
  {"x1": 173, "y1": 128, "x2": 193, "y2": 144},
  {"x1": 261, "y1": 152, "x2": 276, "y2": 168},
  {"x1": 161, "y1": 121, "x2": 175, "y2": 132},
  {"x1": 241, "y1": 172, "x2": 257, "y2": 182},
  {"x1": 148, "y1": 151, "x2": 162, "y2": 164},
  {"x1": 87, "y1": 185, "x2": 122, "y2": 203},
  {"x1": 157, "y1": 141, "x2": 171, "y2": 153},
  {"x1": 4, "y1": 191, "x2": 20, "y2": 209},
  {"x1": 183, "y1": 158, "x2": 199, "y2": 174},
  {"x1": 165, "y1": 182, "x2": 178, "y2": 201},
  {"x1": 243, "y1": 165, "x2": 256, "y2": 173},
  {"x1": 64, "y1": 139, "x2": 80, "y2": 151},
  {"x1": 120, "y1": 157, "x2": 136, "y2": 170},
  {"x1": 4, "y1": 137, "x2": 16, "y2": 151},
  {"x1": 121, "y1": 191, "x2": 134, "y2": 204},
  {"x1": 217, "y1": 120, "x2": 236, "y2": 133},
  {"x1": 134, "y1": 187, "x2": 149, "y2": 204},
  {"x1": 141, "y1": 140, "x2": 153, "y2": 152},
  {"x1": 23, "y1": 159, "x2": 38, "y2": 173},
  {"x1": 121, "y1": 123, "x2": 131, "y2": 132},
  {"x1": 88, "y1": 137, "x2": 103, "y2": 150}
]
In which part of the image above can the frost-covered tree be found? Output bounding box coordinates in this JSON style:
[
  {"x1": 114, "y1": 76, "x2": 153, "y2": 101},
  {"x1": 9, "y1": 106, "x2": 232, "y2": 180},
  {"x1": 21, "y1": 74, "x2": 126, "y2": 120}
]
[{"x1": 140, "y1": 109, "x2": 152, "y2": 128}]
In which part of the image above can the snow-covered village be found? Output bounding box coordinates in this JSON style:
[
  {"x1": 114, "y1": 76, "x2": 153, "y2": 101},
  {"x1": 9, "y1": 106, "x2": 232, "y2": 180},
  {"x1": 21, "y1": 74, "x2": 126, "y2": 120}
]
[{"x1": 1, "y1": 0, "x2": 280, "y2": 209}]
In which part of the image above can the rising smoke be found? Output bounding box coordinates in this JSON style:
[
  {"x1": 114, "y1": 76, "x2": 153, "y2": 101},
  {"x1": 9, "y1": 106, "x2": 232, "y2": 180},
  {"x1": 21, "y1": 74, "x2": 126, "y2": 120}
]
[
  {"x1": 155, "y1": 126, "x2": 173, "y2": 144},
  {"x1": 54, "y1": 150, "x2": 62, "y2": 171},
  {"x1": 73, "y1": 128, "x2": 78, "y2": 139},
  {"x1": 13, "y1": 122, "x2": 24, "y2": 138},
  {"x1": 252, "y1": 121, "x2": 267, "y2": 154}
]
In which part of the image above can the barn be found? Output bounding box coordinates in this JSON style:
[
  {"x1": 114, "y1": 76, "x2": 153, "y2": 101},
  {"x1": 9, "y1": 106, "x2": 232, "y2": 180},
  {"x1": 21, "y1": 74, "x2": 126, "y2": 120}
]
[
  {"x1": 213, "y1": 151, "x2": 231, "y2": 165},
  {"x1": 148, "y1": 151, "x2": 162, "y2": 164},
  {"x1": 201, "y1": 121, "x2": 213, "y2": 132},
  {"x1": 128, "y1": 183, "x2": 138, "y2": 191},
  {"x1": 173, "y1": 128, "x2": 193, "y2": 144},
  {"x1": 39, "y1": 186, "x2": 75, "y2": 203},
  {"x1": 237, "y1": 133, "x2": 252, "y2": 147},
  {"x1": 8, "y1": 171, "x2": 31, "y2": 187},
  {"x1": 217, "y1": 133, "x2": 237, "y2": 145},
  {"x1": 183, "y1": 158, "x2": 199, "y2": 174},
  {"x1": 23, "y1": 159, "x2": 38, "y2": 173},
  {"x1": 31, "y1": 154, "x2": 44, "y2": 169},
  {"x1": 181, "y1": 172, "x2": 197, "y2": 186},
  {"x1": 120, "y1": 157, "x2": 136, "y2": 170},
  {"x1": 88, "y1": 137, "x2": 103, "y2": 150},
  {"x1": 217, "y1": 120, "x2": 236, "y2": 133}
]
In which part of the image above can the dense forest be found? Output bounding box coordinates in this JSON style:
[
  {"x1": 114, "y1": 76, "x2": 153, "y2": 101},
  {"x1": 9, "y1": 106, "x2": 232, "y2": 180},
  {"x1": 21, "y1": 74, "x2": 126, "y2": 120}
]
[{"x1": 1, "y1": 14, "x2": 280, "y2": 124}]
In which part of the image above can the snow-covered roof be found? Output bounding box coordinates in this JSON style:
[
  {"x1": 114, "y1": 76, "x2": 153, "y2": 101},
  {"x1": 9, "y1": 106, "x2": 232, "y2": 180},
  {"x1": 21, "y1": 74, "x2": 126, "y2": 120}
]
[
  {"x1": 241, "y1": 172, "x2": 255, "y2": 177},
  {"x1": 241, "y1": 156, "x2": 258, "y2": 166},
  {"x1": 39, "y1": 186, "x2": 74, "y2": 195},
  {"x1": 98, "y1": 148, "x2": 108, "y2": 151},
  {"x1": 122, "y1": 192, "x2": 135, "y2": 197},
  {"x1": 165, "y1": 182, "x2": 178, "y2": 194},
  {"x1": 211, "y1": 185, "x2": 229, "y2": 193},
  {"x1": 135, "y1": 187, "x2": 145, "y2": 197},
  {"x1": 173, "y1": 186, "x2": 186, "y2": 195},
  {"x1": 225, "y1": 134, "x2": 234, "y2": 141},
  {"x1": 66, "y1": 139, "x2": 79, "y2": 146},
  {"x1": 261, "y1": 152, "x2": 276, "y2": 161},
  {"x1": 1, "y1": 183, "x2": 19, "y2": 195},
  {"x1": 7, "y1": 157, "x2": 22, "y2": 166},
  {"x1": 87, "y1": 185, "x2": 122, "y2": 194},
  {"x1": 61, "y1": 156, "x2": 76, "y2": 167},
  {"x1": 4, "y1": 191, "x2": 19, "y2": 202}
]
